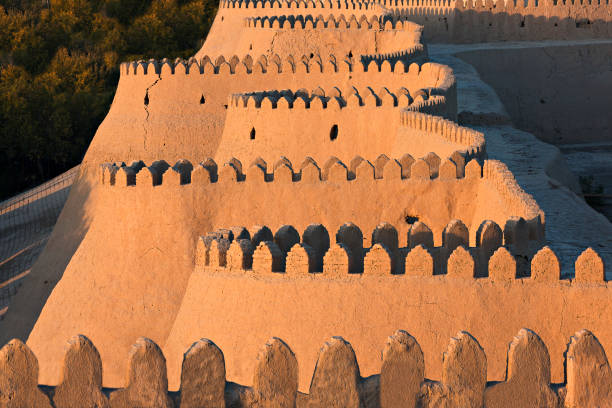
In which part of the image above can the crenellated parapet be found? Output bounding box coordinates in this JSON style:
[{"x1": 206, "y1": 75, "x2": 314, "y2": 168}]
[
  {"x1": 220, "y1": 0, "x2": 379, "y2": 10},
  {"x1": 401, "y1": 111, "x2": 485, "y2": 160},
  {"x1": 383, "y1": 0, "x2": 612, "y2": 17},
  {"x1": 230, "y1": 84, "x2": 429, "y2": 109},
  {"x1": 100, "y1": 153, "x2": 492, "y2": 187},
  {"x1": 483, "y1": 159, "x2": 544, "y2": 236},
  {"x1": 3, "y1": 328, "x2": 611, "y2": 406},
  {"x1": 381, "y1": 0, "x2": 454, "y2": 9},
  {"x1": 386, "y1": 0, "x2": 612, "y2": 43},
  {"x1": 99, "y1": 155, "x2": 542, "y2": 223},
  {"x1": 454, "y1": 0, "x2": 612, "y2": 17},
  {"x1": 119, "y1": 50, "x2": 433, "y2": 76},
  {"x1": 196, "y1": 217, "x2": 554, "y2": 278},
  {"x1": 244, "y1": 12, "x2": 421, "y2": 30},
  {"x1": 13, "y1": 0, "x2": 608, "y2": 392}
]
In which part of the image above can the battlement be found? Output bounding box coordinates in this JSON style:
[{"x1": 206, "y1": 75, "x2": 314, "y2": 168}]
[
  {"x1": 381, "y1": 0, "x2": 453, "y2": 7},
  {"x1": 244, "y1": 13, "x2": 420, "y2": 29},
  {"x1": 221, "y1": 0, "x2": 378, "y2": 10},
  {"x1": 120, "y1": 48, "x2": 430, "y2": 76},
  {"x1": 384, "y1": 0, "x2": 453, "y2": 8},
  {"x1": 100, "y1": 155, "x2": 542, "y2": 223},
  {"x1": 455, "y1": 0, "x2": 612, "y2": 13},
  {"x1": 229, "y1": 84, "x2": 435, "y2": 110},
  {"x1": 99, "y1": 151, "x2": 496, "y2": 186},
  {"x1": 401, "y1": 111, "x2": 485, "y2": 159},
  {"x1": 382, "y1": 0, "x2": 612, "y2": 13},
  {"x1": 3, "y1": 328, "x2": 612, "y2": 406},
  {"x1": 387, "y1": 0, "x2": 612, "y2": 43},
  {"x1": 196, "y1": 215, "x2": 553, "y2": 277}
]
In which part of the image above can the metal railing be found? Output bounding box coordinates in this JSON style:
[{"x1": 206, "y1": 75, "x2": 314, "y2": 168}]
[{"x1": 0, "y1": 166, "x2": 80, "y2": 313}]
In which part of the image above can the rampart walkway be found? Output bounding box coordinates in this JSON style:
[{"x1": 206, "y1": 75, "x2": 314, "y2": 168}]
[{"x1": 429, "y1": 39, "x2": 612, "y2": 278}]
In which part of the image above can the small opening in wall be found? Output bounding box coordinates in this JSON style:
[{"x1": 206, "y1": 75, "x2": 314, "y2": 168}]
[
  {"x1": 144, "y1": 92, "x2": 149, "y2": 106},
  {"x1": 221, "y1": 16, "x2": 224, "y2": 21},
  {"x1": 200, "y1": 95, "x2": 205, "y2": 104},
  {"x1": 250, "y1": 127, "x2": 256, "y2": 140},
  {"x1": 348, "y1": 51, "x2": 353, "y2": 58},
  {"x1": 405, "y1": 215, "x2": 419, "y2": 224},
  {"x1": 520, "y1": 20, "x2": 525, "y2": 27},
  {"x1": 309, "y1": 53, "x2": 314, "y2": 58},
  {"x1": 576, "y1": 19, "x2": 591, "y2": 28},
  {"x1": 330, "y1": 124, "x2": 338, "y2": 141},
  {"x1": 249, "y1": 44, "x2": 253, "y2": 50}
]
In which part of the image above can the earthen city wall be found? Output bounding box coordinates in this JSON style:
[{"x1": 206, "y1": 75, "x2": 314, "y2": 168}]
[
  {"x1": 217, "y1": 93, "x2": 459, "y2": 164},
  {"x1": 18, "y1": 151, "x2": 544, "y2": 388},
  {"x1": 99, "y1": 154, "x2": 541, "y2": 244},
  {"x1": 197, "y1": 218, "x2": 542, "y2": 276},
  {"x1": 238, "y1": 14, "x2": 425, "y2": 57},
  {"x1": 2, "y1": 328, "x2": 611, "y2": 407},
  {"x1": 5, "y1": 0, "x2": 604, "y2": 397},
  {"x1": 161, "y1": 241, "x2": 611, "y2": 391},
  {"x1": 211, "y1": 0, "x2": 612, "y2": 43},
  {"x1": 86, "y1": 58, "x2": 456, "y2": 165},
  {"x1": 387, "y1": 0, "x2": 612, "y2": 42}
]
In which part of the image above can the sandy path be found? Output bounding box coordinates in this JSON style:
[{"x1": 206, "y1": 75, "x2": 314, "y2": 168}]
[{"x1": 430, "y1": 41, "x2": 612, "y2": 277}]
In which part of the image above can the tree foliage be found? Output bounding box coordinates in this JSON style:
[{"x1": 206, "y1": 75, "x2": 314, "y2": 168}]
[{"x1": 0, "y1": 0, "x2": 217, "y2": 199}]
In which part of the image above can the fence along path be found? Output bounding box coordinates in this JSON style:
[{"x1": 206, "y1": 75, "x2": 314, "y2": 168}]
[{"x1": 0, "y1": 166, "x2": 79, "y2": 314}]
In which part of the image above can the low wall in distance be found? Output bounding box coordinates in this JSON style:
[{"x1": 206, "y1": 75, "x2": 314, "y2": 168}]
[
  {"x1": 385, "y1": 0, "x2": 612, "y2": 43},
  {"x1": 456, "y1": 43, "x2": 612, "y2": 144}
]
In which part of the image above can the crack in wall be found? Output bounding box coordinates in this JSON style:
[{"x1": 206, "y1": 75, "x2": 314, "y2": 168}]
[
  {"x1": 268, "y1": 31, "x2": 280, "y2": 59},
  {"x1": 143, "y1": 75, "x2": 161, "y2": 150}
]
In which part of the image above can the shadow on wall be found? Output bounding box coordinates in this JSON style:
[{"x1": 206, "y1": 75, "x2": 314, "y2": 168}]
[
  {"x1": 0, "y1": 166, "x2": 93, "y2": 345},
  {"x1": 455, "y1": 43, "x2": 612, "y2": 145},
  {"x1": 392, "y1": 7, "x2": 612, "y2": 44}
]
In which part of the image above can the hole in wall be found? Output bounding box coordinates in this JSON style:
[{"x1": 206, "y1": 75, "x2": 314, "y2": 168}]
[
  {"x1": 309, "y1": 53, "x2": 314, "y2": 58},
  {"x1": 348, "y1": 51, "x2": 353, "y2": 58},
  {"x1": 144, "y1": 92, "x2": 149, "y2": 106},
  {"x1": 221, "y1": 16, "x2": 224, "y2": 21},
  {"x1": 250, "y1": 127, "x2": 256, "y2": 140},
  {"x1": 576, "y1": 19, "x2": 591, "y2": 28},
  {"x1": 200, "y1": 95, "x2": 205, "y2": 104},
  {"x1": 249, "y1": 44, "x2": 253, "y2": 50},
  {"x1": 520, "y1": 20, "x2": 525, "y2": 27},
  {"x1": 329, "y1": 124, "x2": 338, "y2": 141},
  {"x1": 405, "y1": 215, "x2": 419, "y2": 224}
]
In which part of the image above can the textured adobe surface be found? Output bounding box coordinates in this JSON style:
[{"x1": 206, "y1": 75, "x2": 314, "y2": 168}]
[{"x1": 0, "y1": 0, "x2": 611, "y2": 400}]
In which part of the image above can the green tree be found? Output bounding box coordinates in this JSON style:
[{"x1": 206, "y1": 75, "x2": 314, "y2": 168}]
[{"x1": 0, "y1": 0, "x2": 217, "y2": 199}]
